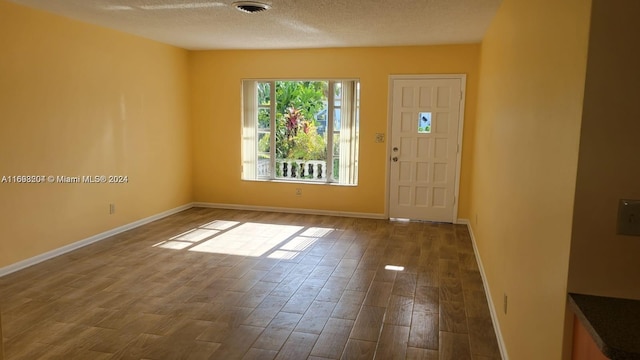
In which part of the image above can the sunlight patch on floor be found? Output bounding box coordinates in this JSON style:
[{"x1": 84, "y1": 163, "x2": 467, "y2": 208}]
[
  {"x1": 153, "y1": 219, "x2": 334, "y2": 260},
  {"x1": 279, "y1": 236, "x2": 318, "y2": 252},
  {"x1": 384, "y1": 265, "x2": 405, "y2": 272},
  {"x1": 267, "y1": 250, "x2": 300, "y2": 260},
  {"x1": 189, "y1": 222, "x2": 303, "y2": 256}
]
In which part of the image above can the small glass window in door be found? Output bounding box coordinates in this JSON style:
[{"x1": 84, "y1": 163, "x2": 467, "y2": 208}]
[{"x1": 418, "y1": 112, "x2": 432, "y2": 133}]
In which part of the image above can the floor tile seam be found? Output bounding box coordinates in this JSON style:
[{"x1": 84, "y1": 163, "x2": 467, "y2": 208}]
[
  {"x1": 457, "y1": 242, "x2": 478, "y2": 359},
  {"x1": 264, "y1": 267, "x2": 314, "y2": 305},
  {"x1": 340, "y1": 264, "x2": 382, "y2": 359},
  {"x1": 465, "y1": 316, "x2": 500, "y2": 359},
  {"x1": 370, "y1": 267, "x2": 397, "y2": 360},
  {"x1": 290, "y1": 291, "x2": 340, "y2": 339},
  {"x1": 2, "y1": 312, "x2": 62, "y2": 343},
  {"x1": 255, "y1": 258, "x2": 328, "y2": 333},
  {"x1": 224, "y1": 323, "x2": 266, "y2": 357}
]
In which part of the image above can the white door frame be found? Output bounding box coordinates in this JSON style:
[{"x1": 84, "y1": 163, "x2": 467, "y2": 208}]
[{"x1": 385, "y1": 74, "x2": 466, "y2": 222}]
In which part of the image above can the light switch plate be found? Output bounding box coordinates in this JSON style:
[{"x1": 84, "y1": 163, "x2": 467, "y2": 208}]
[
  {"x1": 375, "y1": 133, "x2": 385, "y2": 143},
  {"x1": 617, "y1": 199, "x2": 640, "y2": 236}
]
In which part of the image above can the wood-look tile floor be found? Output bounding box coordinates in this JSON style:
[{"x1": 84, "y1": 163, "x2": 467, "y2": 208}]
[{"x1": 0, "y1": 207, "x2": 501, "y2": 360}]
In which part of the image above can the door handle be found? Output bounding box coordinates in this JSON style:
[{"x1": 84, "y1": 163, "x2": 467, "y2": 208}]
[
  {"x1": 392, "y1": 157, "x2": 398, "y2": 162},
  {"x1": 393, "y1": 147, "x2": 398, "y2": 152}
]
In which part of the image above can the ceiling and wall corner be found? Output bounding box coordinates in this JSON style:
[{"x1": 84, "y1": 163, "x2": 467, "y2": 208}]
[{"x1": 7, "y1": 0, "x2": 502, "y2": 50}]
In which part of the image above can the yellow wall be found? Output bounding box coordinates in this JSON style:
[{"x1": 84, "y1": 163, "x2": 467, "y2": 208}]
[
  {"x1": 0, "y1": 1, "x2": 192, "y2": 268},
  {"x1": 190, "y1": 46, "x2": 480, "y2": 216},
  {"x1": 469, "y1": 0, "x2": 591, "y2": 358},
  {"x1": 568, "y1": 0, "x2": 640, "y2": 299}
]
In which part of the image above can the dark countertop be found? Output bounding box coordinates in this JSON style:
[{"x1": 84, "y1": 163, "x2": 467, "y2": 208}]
[{"x1": 569, "y1": 293, "x2": 640, "y2": 360}]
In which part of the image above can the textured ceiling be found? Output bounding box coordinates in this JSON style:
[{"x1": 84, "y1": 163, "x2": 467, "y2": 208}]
[{"x1": 9, "y1": 0, "x2": 502, "y2": 50}]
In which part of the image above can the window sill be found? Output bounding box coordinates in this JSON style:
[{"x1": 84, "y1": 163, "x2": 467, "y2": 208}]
[{"x1": 242, "y1": 178, "x2": 357, "y2": 187}]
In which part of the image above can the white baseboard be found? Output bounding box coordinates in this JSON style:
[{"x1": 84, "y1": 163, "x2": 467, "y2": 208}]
[
  {"x1": 193, "y1": 202, "x2": 387, "y2": 220},
  {"x1": 0, "y1": 203, "x2": 194, "y2": 278},
  {"x1": 458, "y1": 218, "x2": 509, "y2": 360}
]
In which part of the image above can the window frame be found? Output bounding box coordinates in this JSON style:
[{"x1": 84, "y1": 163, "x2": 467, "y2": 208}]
[{"x1": 241, "y1": 78, "x2": 360, "y2": 186}]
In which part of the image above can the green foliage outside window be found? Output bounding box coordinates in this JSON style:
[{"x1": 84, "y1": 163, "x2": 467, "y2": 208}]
[{"x1": 257, "y1": 81, "x2": 328, "y2": 162}]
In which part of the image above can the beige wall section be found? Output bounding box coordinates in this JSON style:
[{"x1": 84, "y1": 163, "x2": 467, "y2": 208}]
[
  {"x1": 469, "y1": 0, "x2": 591, "y2": 359},
  {"x1": 0, "y1": 1, "x2": 192, "y2": 268},
  {"x1": 190, "y1": 46, "x2": 479, "y2": 216},
  {"x1": 568, "y1": 0, "x2": 640, "y2": 299}
]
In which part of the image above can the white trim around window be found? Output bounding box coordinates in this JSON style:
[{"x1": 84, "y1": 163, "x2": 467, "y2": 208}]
[{"x1": 241, "y1": 79, "x2": 360, "y2": 186}]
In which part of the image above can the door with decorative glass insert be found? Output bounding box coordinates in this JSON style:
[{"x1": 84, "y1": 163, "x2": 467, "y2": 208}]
[{"x1": 389, "y1": 76, "x2": 464, "y2": 222}]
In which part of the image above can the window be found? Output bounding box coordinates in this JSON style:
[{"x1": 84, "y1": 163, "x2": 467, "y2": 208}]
[
  {"x1": 242, "y1": 80, "x2": 360, "y2": 185},
  {"x1": 418, "y1": 112, "x2": 432, "y2": 134}
]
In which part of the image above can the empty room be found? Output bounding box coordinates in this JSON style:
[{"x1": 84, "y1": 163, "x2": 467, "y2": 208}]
[{"x1": 1, "y1": 0, "x2": 639, "y2": 359}]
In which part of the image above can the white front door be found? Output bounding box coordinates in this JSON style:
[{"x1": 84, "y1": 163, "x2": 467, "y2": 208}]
[{"x1": 388, "y1": 76, "x2": 464, "y2": 222}]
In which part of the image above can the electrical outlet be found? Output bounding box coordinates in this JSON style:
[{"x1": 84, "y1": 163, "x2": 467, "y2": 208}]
[
  {"x1": 617, "y1": 199, "x2": 640, "y2": 236},
  {"x1": 503, "y1": 293, "x2": 508, "y2": 314},
  {"x1": 295, "y1": 188, "x2": 302, "y2": 196},
  {"x1": 109, "y1": 203, "x2": 115, "y2": 215}
]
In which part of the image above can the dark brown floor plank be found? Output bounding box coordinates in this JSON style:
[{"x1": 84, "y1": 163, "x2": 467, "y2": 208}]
[
  {"x1": 384, "y1": 295, "x2": 413, "y2": 327},
  {"x1": 294, "y1": 300, "x2": 336, "y2": 334},
  {"x1": 310, "y1": 318, "x2": 354, "y2": 359},
  {"x1": 408, "y1": 310, "x2": 439, "y2": 350},
  {"x1": 405, "y1": 347, "x2": 439, "y2": 360},
  {"x1": 468, "y1": 317, "x2": 502, "y2": 358},
  {"x1": 274, "y1": 331, "x2": 318, "y2": 360},
  {"x1": 350, "y1": 305, "x2": 386, "y2": 342},
  {"x1": 439, "y1": 331, "x2": 472, "y2": 360},
  {"x1": 439, "y1": 301, "x2": 468, "y2": 333},
  {"x1": 341, "y1": 339, "x2": 376, "y2": 360},
  {"x1": 374, "y1": 324, "x2": 410, "y2": 360}
]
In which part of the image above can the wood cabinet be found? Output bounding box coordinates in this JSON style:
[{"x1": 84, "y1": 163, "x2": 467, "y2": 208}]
[{"x1": 572, "y1": 316, "x2": 609, "y2": 360}]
